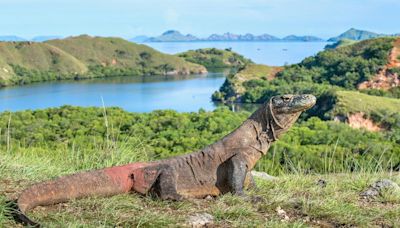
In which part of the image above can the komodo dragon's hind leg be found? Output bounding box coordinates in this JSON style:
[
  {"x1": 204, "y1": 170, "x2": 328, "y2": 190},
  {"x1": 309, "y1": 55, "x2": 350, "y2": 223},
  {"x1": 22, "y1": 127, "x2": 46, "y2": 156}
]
[{"x1": 150, "y1": 164, "x2": 184, "y2": 201}]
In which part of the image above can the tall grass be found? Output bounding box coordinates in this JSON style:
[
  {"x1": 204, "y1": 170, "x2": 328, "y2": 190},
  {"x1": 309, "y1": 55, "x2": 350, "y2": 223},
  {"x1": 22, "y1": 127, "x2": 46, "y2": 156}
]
[{"x1": 255, "y1": 139, "x2": 396, "y2": 176}]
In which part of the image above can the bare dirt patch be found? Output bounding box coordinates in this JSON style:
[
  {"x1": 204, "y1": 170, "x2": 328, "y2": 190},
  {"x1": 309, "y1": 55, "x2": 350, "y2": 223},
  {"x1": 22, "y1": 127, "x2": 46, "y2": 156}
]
[{"x1": 347, "y1": 112, "x2": 383, "y2": 132}]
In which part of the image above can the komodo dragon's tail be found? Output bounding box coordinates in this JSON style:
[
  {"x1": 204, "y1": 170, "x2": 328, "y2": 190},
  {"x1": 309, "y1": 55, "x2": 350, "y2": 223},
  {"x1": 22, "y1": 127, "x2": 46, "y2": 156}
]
[{"x1": 14, "y1": 162, "x2": 153, "y2": 227}]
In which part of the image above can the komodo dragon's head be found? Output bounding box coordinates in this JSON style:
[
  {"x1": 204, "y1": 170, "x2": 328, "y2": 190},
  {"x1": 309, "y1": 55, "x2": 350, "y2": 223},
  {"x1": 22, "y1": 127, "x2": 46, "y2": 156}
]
[{"x1": 266, "y1": 94, "x2": 316, "y2": 139}]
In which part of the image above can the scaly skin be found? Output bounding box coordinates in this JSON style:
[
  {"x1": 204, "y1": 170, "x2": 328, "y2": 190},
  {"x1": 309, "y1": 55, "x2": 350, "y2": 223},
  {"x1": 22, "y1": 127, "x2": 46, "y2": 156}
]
[{"x1": 14, "y1": 94, "x2": 316, "y2": 227}]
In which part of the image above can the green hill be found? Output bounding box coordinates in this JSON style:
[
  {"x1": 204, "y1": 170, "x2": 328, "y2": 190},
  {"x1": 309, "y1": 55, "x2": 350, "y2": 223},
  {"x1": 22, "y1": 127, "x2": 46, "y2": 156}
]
[
  {"x1": 332, "y1": 91, "x2": 400, "y2": 117},
  {"x1": 328, "y1": 28, "x2": 387, "y2": 42},
  {"x1": 214, "y1": 37, "x2": 398, "y2": 103},
  {"x1": 309, "y1": 90, "x2": 400, "y2": 128},
  {"x1": 177, "y1": 48, "x2": 252, "y2": 69},
  {"x1": 0, "y1": 35, "x2": 207, "y2": 86},
  {"x1": 0, "y1": 41, "x2": 88, "y2": 85},
  {"x1": 213, "y1": 37, "x2": 400, "y2": 131}
]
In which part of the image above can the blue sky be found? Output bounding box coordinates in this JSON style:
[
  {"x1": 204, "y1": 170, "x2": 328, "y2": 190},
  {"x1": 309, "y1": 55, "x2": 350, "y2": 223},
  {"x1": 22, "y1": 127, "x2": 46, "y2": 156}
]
[{"x1": 1, "y1": 0, "x2": 399, "y2": 39}]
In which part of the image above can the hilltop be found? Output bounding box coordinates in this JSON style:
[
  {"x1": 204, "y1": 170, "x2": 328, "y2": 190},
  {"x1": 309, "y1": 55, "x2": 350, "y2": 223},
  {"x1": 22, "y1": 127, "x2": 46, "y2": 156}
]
[
  {"x1": 0, "y1": 35, "x2": 206, "y2": 86},
  {"x1": 327, "y1": 28, "x2": 398, "y2": 42},
  {"x1": 177, "y1": 48, "x2": 253, "y2": 69}
]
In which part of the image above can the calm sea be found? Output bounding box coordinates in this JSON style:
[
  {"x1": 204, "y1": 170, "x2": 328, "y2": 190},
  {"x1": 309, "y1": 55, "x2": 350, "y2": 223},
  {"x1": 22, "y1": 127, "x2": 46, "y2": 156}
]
[{"x1": 146, "y1": 41, "x2": 328, "y2": 66}]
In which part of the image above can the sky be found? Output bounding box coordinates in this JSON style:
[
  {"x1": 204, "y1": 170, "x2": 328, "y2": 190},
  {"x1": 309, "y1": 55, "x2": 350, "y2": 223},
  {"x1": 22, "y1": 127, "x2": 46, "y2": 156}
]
[{"x1": 1, "y1": 0, "x2": 399, "y2": 39}]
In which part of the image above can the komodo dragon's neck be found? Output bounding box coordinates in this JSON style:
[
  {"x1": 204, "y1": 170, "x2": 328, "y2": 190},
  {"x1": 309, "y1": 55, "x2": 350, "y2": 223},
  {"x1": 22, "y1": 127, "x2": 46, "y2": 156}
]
[{"x1": 198, "y1": 102, "x2": 284, "y2": 165}]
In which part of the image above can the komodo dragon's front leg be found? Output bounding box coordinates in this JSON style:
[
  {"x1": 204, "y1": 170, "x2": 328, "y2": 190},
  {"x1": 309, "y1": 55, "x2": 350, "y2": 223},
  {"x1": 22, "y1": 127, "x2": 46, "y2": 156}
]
[
  {"x1": 229, "y1": 154, "x2": 249, "y2": 196},
  {"x1": 230, "y1": 159, "x2": 265, "y2": 203},
  {"x1": 227, "y1": 150, "x2": 264, "y2": 200}
]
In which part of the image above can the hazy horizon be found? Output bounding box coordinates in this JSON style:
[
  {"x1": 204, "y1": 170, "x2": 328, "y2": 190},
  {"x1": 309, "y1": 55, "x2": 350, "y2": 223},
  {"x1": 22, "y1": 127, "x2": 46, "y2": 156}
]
[{"x1": 1, "y1": 0, "x2": 399, "y2": 39}]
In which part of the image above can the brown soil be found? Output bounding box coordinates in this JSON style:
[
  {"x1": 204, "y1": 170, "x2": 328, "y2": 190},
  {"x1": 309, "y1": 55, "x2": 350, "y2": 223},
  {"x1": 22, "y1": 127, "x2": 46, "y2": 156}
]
[
  {"x1": 345, "y1": 112, "x2": 383, "y2": 132},
  {"x1": 358, "y1": 38, "x2": 400, "y2": 90}
]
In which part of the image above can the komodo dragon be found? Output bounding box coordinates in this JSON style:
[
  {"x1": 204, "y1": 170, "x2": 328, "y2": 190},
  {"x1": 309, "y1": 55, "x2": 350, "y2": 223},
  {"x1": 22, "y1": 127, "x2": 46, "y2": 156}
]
[{"x1": 13, "y1": 94, "x2": 316, "y2": 226}]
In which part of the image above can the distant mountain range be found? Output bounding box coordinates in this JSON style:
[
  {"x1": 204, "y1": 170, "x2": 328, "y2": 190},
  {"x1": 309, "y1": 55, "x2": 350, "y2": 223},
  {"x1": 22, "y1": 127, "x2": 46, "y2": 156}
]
[
  {"x1": 130, "y1": 29, "x2": 400, "y2": 43},
  {"x1": 130, "y1": 30, "x2": 325, "y2": 42},
  {"x1": 0, "y1": 35, "x2": 62, "y2": 42},
  {"x1": 2, "y1": 29, "x2": 399, "y2": 43},
  {"x1": 327, "y1": 28, "x2": 399, "y2": 42}
]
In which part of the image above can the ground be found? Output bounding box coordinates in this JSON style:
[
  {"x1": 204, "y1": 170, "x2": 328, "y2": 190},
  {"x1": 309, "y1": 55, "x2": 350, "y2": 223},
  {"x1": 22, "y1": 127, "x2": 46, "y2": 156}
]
[{"x1": 1, "y1": 164, "x2": 399, "y2": 227}]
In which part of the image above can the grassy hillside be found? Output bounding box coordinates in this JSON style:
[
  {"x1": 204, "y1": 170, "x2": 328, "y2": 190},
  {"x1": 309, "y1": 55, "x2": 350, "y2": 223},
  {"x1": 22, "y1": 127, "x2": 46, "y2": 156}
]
[
  {"x1": 307, "y1": 90, "x2": 400, "y2": 118},
  {"x1": 177, "y1": 48, "x2": 252, "y2": 69},
  {"x1": 212, "y1": 64, "x2": 282, "y2": 102},
  {"x1": 0, "y1": 106, "x2": 399, "y2": 227},
  {"x1": 47, "y1": 35, "x2": 206, "y2": 74},
  {"x1": 0, "y1": 41, "x2": 87, "y2": 85},
  {"x1": 0, "y1": 36, "x2": 207, "y2": 86},
  {"x1": 332, "y1": 91, "x2": 400, "y2": 117}
]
